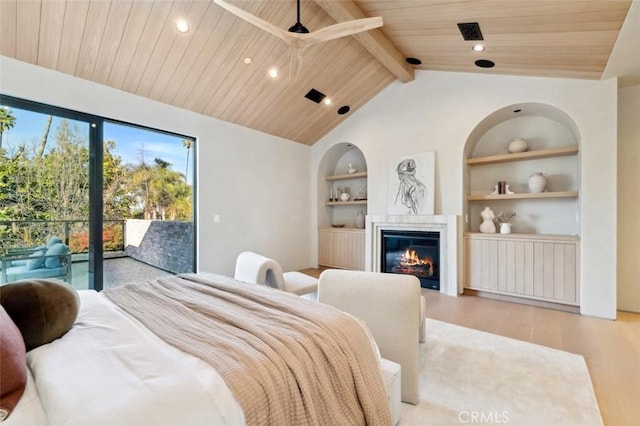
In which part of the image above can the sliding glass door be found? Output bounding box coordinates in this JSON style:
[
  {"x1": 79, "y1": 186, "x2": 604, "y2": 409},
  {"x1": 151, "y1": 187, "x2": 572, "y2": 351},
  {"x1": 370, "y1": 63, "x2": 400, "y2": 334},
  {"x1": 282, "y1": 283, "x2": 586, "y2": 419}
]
[
  {"x1": 0, "y1": 95, "x2": 196, "y2": 290},
  {"x1": 0, "y1": 99, "x2": 92, "y2": 289},
  {"x1": 102, "y1": 122, "x2": 195, "y2": 289}
]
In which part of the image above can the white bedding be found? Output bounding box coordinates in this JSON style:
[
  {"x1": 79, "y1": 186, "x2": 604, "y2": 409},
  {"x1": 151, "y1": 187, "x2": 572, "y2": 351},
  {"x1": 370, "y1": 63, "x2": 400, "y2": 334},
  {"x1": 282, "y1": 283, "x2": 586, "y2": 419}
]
[{"x1": 8, "y1": 290, "x2": 244, "y2": 426}]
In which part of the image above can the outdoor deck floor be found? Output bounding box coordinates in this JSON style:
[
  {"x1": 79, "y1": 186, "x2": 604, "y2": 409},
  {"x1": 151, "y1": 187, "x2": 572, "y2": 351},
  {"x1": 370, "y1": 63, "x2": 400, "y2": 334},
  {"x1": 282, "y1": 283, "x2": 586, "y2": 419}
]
[{"x1": 71, "y1": 256, "x2": 174, "y2": 290}]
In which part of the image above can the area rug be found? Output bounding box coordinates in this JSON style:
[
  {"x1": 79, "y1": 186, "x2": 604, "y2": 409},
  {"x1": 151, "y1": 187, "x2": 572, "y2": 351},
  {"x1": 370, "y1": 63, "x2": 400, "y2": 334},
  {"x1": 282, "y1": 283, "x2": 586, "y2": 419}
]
[{"x1": 400, "y1": 319, "x2": 602, "y2": 425}]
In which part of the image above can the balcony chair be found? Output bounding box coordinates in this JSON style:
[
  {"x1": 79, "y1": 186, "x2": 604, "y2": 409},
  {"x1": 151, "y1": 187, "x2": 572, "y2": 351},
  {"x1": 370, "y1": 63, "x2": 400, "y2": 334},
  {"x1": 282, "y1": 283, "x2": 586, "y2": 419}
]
[
  {"x1": 1, "y1": 243, "x2": 72, "y2": 285},
  {"x1": 5, "y1": 236, "x2": 63, "y2": 261},
  {"x1": 233, "y1": 251, "x2": 318, "y2": 297},
  {"x1": 317, "y1": 269, "x2": 426, "y2": 406}
]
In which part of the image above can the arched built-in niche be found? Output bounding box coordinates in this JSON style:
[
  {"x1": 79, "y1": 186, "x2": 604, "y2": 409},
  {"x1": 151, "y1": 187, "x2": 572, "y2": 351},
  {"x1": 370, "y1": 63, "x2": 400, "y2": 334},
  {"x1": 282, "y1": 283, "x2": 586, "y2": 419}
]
[
  {"x1": 463, "y1": 103, "x2": 581, "y2": 235},
  {"x1": 316, "y1": 143, "x2": 368, "y2": 270},
  {"x1": 462, "y1": 103, "x2": 582, "y2": 308},
  {"x1": 317, "y1": 143, "x2": 368, "y2": 229}
]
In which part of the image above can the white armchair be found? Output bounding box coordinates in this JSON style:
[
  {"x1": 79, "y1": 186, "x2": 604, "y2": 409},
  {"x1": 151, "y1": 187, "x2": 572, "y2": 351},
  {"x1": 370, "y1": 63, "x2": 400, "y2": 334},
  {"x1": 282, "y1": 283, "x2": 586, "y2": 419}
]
[
  {"x1": 234, "y1": 251, "x2": 318, "y2": 296},
  {"x1": 317, "y1": 269, "x2": 425, "y2": 405}
]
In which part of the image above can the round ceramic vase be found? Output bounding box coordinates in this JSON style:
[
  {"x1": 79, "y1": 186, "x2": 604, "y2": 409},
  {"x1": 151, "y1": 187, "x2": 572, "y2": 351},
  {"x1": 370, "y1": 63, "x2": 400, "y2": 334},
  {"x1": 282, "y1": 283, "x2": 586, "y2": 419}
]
[
  {"x1": 528, "y1": 172, "x2": 547, "y2": 193},
  {"x1": 508, "y1": 138, "x2": 529, "y2": 153},
  {"x1": 500, "y1": 223, "x2": 512, "y2": 234}
]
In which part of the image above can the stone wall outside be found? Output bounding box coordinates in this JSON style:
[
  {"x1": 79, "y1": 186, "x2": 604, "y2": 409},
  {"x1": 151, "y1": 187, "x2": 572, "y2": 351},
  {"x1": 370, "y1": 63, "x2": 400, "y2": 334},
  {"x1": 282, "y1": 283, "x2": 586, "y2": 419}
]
[{"x1": 124, "y1": 219, "x2": 193, "y2": 274}]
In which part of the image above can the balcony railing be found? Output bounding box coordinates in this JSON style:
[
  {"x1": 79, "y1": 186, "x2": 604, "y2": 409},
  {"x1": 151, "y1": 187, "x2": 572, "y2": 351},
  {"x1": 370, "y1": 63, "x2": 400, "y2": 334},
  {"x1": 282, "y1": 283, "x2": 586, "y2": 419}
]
[
  {"x1": 0, "y1": 219, "x2": 125, "y2": 257},
  {"x1": 1, "y1": 218, "x2": 192, "y2": 290}
]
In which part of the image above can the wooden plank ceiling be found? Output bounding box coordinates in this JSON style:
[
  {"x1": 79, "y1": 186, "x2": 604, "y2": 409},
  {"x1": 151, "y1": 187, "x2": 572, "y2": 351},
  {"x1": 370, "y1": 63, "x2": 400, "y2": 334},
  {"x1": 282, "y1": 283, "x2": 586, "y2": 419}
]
[{"x1": 0, "y1": 0, "x2": 631, "y2": 145}]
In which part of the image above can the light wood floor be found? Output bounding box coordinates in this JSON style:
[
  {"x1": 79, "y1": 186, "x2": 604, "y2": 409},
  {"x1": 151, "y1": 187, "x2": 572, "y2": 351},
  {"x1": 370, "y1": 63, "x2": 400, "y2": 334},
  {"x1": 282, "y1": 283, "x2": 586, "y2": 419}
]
[{"x1": 303, "y1": 268, "x2": 640, "y2": 426}]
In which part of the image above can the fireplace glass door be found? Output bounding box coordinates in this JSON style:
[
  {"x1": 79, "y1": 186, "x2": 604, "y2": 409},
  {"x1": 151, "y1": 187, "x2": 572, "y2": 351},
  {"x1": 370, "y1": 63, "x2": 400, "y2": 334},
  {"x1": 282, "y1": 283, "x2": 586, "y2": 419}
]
[{"x1": 381, "y1": 230, "x2": 440, "y2": 290}]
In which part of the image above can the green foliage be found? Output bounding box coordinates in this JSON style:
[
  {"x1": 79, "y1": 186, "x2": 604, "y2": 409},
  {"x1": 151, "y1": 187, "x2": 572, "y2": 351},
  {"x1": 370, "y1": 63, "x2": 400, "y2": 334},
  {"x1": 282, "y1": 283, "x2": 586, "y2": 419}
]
[
  {"x1": 0, "y1": 108, "x2": 17, "y2": 148},
  {"x1": 0, "y1": 114, "x2": 193, "y2": 255}
]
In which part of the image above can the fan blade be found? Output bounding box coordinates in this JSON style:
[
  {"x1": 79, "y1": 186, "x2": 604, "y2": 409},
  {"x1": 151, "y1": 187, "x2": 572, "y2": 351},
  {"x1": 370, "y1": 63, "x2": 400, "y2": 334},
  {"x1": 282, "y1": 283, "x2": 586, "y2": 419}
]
[
  {"x1": 300, "y1": 17, "x2": 383, "y2": 46},
  {"x1": 214, "y1": 0, "x2": 297, "y2": 47},
  {"x1": 289, "y1": 48, "x2": 304, "y2": 83}
]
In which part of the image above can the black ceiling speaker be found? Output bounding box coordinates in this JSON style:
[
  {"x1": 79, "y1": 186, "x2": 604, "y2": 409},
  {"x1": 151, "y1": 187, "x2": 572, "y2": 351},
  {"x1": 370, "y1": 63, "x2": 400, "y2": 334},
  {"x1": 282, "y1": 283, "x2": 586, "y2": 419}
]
[
  {"x1": 475, "y1": 59, "x2": 495, "y2": 68},
  {"x1": 304, "y1": 88, "x2": 326, "y2": 104},
  {"x1": 338, "y1": 106, "x2": 351, "y2": 115},
  {"x1": 457, "y1": 22, "x2": 484, "y2": 41}
]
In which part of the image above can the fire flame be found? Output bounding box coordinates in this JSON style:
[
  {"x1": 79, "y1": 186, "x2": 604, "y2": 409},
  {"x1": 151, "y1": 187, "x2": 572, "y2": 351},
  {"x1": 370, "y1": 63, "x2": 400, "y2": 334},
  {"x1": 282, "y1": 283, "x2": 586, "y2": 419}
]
[{"x1": 401, "y1": 249, "x2": 432, "y2": 267}]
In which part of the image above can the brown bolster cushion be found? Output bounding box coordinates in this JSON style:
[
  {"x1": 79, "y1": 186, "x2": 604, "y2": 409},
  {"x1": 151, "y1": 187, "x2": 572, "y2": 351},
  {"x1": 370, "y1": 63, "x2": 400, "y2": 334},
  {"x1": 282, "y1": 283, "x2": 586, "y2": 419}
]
[{"x1": 0, "y1": 278, "x2": 80, "y2": 351}]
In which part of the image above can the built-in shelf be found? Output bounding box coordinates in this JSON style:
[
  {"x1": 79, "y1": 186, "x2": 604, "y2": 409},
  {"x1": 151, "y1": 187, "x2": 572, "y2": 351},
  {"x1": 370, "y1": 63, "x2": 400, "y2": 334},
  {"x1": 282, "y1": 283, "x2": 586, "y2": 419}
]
[
  {"x1": 464, "y1": 232, "x2": 579, "y2": 242},
  {"x1": 325, "y1": 171, "x2": 367, "y2": 181},
  {"x1": 467, "y1": 191, "x2": 578, "y2": 201},
  {"x1": 466, "y1": 145, "x2": 579, "y2": 166},
  {"x1": 325, "y1": 200, "x2": 368, "y2": 206}
]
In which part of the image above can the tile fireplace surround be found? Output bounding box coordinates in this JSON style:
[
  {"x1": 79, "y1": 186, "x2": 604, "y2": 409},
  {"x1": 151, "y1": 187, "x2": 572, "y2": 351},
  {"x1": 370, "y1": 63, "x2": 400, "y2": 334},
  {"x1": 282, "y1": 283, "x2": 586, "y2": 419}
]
[{"x1": 365, "y1": 215, "x2": 462, "y2": 296}]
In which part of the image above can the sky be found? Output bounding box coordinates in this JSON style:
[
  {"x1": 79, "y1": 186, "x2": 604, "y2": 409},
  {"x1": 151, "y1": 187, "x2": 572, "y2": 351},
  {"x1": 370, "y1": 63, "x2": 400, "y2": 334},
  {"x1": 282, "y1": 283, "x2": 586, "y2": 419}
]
[{"x1": 3, "y1": 107, "x2": 194, "y2": 185}]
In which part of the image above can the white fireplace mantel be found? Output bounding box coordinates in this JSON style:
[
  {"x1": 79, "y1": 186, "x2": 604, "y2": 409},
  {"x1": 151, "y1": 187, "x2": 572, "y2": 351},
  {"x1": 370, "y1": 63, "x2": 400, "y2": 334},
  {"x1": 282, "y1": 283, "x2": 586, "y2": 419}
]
[{"x1": 365, "y1": 215, "x2": 461, "y2": 296}]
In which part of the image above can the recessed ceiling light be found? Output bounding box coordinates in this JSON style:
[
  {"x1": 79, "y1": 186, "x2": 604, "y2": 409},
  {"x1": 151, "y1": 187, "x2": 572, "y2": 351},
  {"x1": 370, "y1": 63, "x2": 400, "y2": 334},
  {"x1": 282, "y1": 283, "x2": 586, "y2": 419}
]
[
  {"x1": 268, "y1": 68, "x2": 278, "y2": 79},
  {"x1": 324, "y1": 98, "x2": 332, "y2": 105},
  {"x1": 472, "y1": 44, "x2": 485, "y2": 52},
  {"x1": 243, "y1": 57, "x2": 252, "y2": 64},
  {"x1": 176, "y1": 19, "x2": 189, "y2": 33}
]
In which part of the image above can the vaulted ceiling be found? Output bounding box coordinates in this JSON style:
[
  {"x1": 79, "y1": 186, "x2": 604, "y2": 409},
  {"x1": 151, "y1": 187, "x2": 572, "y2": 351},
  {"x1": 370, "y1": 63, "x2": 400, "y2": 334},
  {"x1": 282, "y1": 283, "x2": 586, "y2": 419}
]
[{"x1": 0, "y1": 0, "x2": 634, "y2": 145}]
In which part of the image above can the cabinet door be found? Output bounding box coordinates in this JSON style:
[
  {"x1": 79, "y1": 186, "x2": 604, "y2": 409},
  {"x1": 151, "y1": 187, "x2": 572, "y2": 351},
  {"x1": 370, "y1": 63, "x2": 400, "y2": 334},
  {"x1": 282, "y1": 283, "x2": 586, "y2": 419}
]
[
  {"x1": 466, "y1": 236, "x2": 579, "y2": 306},
  {"x1": 318, "y1": 230, "x2": 333, "y2": 266},
  {"x1": 318, "y1": 230, "x2": 365, "y2": 270}
]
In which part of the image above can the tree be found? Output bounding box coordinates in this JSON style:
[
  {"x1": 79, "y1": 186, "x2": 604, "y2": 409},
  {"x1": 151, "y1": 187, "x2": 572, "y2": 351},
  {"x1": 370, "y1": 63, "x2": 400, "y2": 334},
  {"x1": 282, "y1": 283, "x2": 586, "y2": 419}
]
[
  {"x1": 0, "y1": 108, "x2": 16, "y2": 149},
  {"x1": 102, "y1": 140, "x2": 132, "y2": 220},
  {"x1": 128, "y1": 155, "x2": 191, "y2": 220},
  {"x1": 182, "y1": 139, "x2": 193, "y2": 181},
  {"x1": 36, "y1": 115, "x2": 53, "y2": 158}
]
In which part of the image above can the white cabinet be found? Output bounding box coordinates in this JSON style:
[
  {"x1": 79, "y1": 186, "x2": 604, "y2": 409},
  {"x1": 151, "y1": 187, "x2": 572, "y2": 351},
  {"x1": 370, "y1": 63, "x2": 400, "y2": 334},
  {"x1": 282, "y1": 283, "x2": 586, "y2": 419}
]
[
  {"x1": 465, "y1": 233, "x2": 579, "y2": 306},
  {"x1": 318, "y1": 228, "x2": 365, "y2": 270}
]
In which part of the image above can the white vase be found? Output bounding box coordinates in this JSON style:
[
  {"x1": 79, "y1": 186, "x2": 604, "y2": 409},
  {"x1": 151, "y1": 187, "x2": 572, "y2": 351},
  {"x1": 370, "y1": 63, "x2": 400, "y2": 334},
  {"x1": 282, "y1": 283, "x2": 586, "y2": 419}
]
[
  {"x1": 479, "y1": 207, "x2": 496, "y2": 233},
  {"x1": 500, "y1": 222, "x2": 512, "y2": 234},
  {"x1": 508, "y1": 138, "x2": 528, "y2": 153},
  {"x1": 340, "y1": 192, "x2": 350, "y2": 201},
  {"x1": 355, "y1": 210, "x2": 365, "y2": 229},
  {"x1": 528, "y1": 172, "x2": 547, "y2": 193}
]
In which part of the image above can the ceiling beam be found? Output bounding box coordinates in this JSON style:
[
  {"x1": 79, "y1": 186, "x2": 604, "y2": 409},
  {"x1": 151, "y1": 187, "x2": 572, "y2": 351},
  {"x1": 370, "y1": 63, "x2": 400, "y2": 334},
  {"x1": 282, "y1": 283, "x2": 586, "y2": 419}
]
[{"x1": 314, "y1": 0, "x2": 414, "y2": 83}]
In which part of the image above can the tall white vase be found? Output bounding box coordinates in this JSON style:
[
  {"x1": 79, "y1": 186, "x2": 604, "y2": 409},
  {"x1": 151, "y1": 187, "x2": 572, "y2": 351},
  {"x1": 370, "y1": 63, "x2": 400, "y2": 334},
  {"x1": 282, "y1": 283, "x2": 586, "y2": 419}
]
[
  {"x1": 355, "y1": 210, "x2": 365, "y2": 229},
  {"x1": 528, "y1": 172, "x2": 547, "y2": 193}
]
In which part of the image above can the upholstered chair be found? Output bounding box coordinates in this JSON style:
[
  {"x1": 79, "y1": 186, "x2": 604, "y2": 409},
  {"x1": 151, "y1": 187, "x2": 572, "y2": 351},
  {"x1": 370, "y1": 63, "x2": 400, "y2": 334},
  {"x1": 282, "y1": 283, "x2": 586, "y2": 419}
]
[
  {"x1": 317, "y1": 269, "x2": 425, "y2": 405},
  {"x1": 234, "y1": 251, "x2": 318, "y2": 297}
]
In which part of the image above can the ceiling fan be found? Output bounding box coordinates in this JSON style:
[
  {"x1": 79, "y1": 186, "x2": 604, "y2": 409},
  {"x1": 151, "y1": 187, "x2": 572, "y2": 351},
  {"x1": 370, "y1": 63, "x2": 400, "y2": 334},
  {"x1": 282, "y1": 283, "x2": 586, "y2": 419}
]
[{"x1": 214, "y1": 0, "x2": 383, "y2": 80}]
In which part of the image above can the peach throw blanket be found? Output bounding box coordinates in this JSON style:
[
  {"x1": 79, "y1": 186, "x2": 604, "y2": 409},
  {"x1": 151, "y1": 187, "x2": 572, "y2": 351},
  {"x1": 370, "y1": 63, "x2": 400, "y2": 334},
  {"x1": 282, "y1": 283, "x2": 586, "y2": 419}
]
[{"x1": 103, "y1": 273, "x2": 392, "y2": 426}]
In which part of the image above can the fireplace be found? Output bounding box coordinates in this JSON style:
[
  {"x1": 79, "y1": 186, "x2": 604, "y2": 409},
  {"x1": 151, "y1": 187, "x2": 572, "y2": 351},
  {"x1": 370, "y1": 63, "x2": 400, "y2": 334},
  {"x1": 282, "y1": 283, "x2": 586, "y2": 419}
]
[
  {"x1": 366, "y1": 214, "x2": 459, "y2": 296},
  {"x1": 381, "y1": 230, "x2": 440, "y2": 290}
]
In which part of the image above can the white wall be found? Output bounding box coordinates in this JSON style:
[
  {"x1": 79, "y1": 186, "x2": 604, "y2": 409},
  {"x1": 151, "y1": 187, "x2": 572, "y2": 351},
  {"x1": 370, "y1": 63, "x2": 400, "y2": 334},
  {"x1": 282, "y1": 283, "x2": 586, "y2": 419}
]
[
  {"x1": 311, "y1": 70, "x2": 618, "y2": 319},
  {"x1": 0, "y1": 56, "x2": 312, "y2": 276},
  {"x1": 617, "y1": 84, "x2": 640, "y2": 313}
]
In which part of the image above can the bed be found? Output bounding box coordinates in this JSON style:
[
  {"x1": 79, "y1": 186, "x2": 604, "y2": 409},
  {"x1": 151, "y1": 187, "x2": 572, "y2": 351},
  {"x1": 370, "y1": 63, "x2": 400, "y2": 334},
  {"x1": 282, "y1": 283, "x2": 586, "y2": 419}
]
[{"x1": 2, "y1": 273, "x2": 393, "y2": 425}]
